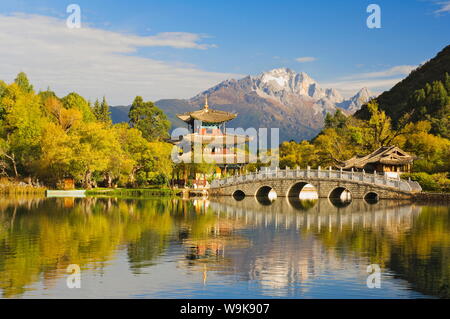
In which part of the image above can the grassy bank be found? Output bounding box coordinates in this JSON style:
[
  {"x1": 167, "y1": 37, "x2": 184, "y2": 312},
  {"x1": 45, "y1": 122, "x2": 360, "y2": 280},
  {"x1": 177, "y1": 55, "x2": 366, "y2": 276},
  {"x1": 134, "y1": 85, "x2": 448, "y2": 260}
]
[
  {"x1": 85, "y1": 187, "x2": 177, "y2": 198},
  {"x1": 0, "y1": 178, "x2": 46, "y2": 195}
]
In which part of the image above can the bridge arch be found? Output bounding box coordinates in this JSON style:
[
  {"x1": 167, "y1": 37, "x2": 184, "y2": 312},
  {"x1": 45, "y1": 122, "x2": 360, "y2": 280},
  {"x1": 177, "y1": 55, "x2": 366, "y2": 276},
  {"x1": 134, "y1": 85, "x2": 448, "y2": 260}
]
[
  {"x1": 328, "y1": 186, "x2": 352, "y2": 208},
  {"x1": 364, "y1": 191, "x2": 379, "y2": 204},
  {"x1": 232, "y1": 190, "x2": 246, "y2": 201},
  {"x1": 287, "y1": 182, "x2": 318, "y2": 199},
  {"x1": 256, "y1": 185, "x2": 273, "y2": 197},
  {"x1": 255, "y1": 185, "x2": 276, "y2": 206},
  {"x1": 328, "y1": 187, "x2": 352, "y2": 201}
]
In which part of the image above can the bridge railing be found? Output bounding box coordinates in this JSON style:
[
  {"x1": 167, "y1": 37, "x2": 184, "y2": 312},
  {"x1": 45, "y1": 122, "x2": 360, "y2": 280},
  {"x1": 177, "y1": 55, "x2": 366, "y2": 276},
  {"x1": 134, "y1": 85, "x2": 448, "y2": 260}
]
[{"x1": 210, "y1": 168, "x2": 420, "y2": 192}]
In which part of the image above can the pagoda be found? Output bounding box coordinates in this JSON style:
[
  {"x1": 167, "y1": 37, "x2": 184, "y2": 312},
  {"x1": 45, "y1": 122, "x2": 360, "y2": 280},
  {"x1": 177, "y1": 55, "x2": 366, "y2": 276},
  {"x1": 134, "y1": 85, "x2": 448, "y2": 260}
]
[{"x1": 172, "y1": 96, "x2": 253, "y2": 184}]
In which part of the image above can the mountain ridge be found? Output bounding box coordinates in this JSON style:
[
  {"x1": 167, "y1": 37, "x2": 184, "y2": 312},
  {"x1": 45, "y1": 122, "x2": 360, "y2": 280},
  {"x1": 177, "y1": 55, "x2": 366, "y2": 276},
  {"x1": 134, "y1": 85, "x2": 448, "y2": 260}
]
[{"x1": 112, "y1": 68, "x2": 374, "y2": 142}]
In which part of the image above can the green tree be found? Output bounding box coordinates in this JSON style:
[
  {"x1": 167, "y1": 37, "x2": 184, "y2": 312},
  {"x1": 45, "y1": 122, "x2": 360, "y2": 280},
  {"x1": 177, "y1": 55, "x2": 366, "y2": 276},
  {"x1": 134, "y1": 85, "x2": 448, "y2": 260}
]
[
  {"x1": 0, "y1": 80, "x2": 7, "y2": 98},
  {"x1": 93, "y1": 99, "x2": 101, "y2": 120},
  {"x1": 93, "y1": 97, "x2": 111, "y2": 124},
  {"x1": 61, "y1": 92, "x2": 95, "y2": 122},
  {"x1": 445, "y1": 73, "x2": 450, "y2": 92},
  {"x1": 38, "y1": 87, "x2": 57, "y2": 103},
  {"x1": 0, "y1": 80, "x2": 7, "y2": 120},
  {"x1": 324, "y1": 109, "x2": 347, "y2": 129},
  {"x1": 426, "y1": 81, "x2": 448, "y2": 115},
  {"x1": 128, "y1": 96, "x2": 170, "y2": 141},
  {"x1": 14, "y1": 72, "x2": 33, "y2": 93}
]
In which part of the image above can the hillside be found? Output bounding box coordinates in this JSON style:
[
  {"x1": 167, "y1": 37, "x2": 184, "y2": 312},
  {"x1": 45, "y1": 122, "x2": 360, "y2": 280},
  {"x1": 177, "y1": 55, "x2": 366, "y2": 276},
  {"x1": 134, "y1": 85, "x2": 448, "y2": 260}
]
[
  {"x1": 110, "y1": 105, "x2": 131, "y2": 124},
  {"x1": 355, "y1": 45, "x2": 450, "y2": 123}
]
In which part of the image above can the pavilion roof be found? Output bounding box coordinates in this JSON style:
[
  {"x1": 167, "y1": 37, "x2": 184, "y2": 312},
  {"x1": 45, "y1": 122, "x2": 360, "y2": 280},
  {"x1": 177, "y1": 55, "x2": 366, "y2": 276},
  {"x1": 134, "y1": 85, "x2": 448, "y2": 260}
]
[
  {"x1": 176, "y1": 96, "x2": 237, "y2": 123},
  {"x1": 339, "y1": 146, "x2": 416, "y2": 169}
]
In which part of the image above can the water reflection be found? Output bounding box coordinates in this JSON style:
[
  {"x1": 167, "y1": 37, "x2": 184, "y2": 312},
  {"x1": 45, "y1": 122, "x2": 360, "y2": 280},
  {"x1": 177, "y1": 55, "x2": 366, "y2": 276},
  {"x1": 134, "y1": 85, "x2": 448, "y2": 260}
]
[{"x1": 0, "y1": 195, "x2": 448, "y2": 298}]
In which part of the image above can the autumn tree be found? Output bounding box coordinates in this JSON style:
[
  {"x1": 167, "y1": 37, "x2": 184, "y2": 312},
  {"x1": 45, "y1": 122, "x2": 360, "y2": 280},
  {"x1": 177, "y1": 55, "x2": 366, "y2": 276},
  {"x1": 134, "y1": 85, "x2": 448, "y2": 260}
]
[
  {"x1": 61, "y1": 92, "x2": 95, "y2": 122},
  {"x1": 0, "y1": 82, "x2": 46, "y2": 178},
  {"x1": 43, "y1": 97, "x2": 82, "y2": 132},
  {"x1": 280, "y1": 140, "x2": 318, "y2": 168}
]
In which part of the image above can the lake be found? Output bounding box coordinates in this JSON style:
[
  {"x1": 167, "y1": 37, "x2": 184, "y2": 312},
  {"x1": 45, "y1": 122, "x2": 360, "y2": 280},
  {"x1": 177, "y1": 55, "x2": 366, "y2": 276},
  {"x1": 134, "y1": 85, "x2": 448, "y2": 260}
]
[{"x1": 0, "y1": 195, "x2": 448, "y2": 299}]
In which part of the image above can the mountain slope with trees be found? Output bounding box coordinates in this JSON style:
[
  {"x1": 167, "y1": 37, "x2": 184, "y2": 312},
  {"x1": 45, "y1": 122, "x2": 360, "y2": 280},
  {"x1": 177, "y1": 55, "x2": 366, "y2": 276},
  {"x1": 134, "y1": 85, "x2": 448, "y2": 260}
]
[{"x1": 355, "y1": 45, "x2": 450, "y2": 138}]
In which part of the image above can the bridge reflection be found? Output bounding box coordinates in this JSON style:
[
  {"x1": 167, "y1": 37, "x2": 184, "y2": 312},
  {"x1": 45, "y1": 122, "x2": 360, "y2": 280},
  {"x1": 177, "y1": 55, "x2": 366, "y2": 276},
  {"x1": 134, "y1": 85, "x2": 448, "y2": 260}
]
[
  {"x1": 182, "y1": 197, "x2": 430, "y2": 297},
  {"x1": 207, "y1": 197, "x2": 419, "y2": 232}
]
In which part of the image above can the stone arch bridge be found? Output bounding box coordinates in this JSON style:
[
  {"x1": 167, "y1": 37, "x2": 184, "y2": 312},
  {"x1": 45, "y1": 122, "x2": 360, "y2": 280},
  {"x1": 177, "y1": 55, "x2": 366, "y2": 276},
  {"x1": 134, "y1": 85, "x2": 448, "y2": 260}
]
[{"x1": 209, "y1": 167, "x2": 422, "y2": 200}]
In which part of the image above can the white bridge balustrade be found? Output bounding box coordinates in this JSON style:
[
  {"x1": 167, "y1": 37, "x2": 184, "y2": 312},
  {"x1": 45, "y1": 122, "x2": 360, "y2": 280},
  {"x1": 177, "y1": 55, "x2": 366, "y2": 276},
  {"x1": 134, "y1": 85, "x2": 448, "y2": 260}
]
[{"x1": 210, "y1": 167, "x2": 422, "y2": 198}]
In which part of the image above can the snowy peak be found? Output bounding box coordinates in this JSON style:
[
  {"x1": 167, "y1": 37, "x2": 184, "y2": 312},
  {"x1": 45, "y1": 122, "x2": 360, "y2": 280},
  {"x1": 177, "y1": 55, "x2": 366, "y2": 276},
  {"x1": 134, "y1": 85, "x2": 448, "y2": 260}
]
[
  {"x1": 325, "y1": 88, "x2": 344, "y2": 103},
  {"x1": 339, "y1": 87, "x2": 375, "y2": 113},
  {"x1": 353, "y1": 87, "x2": 373, "y2": 102},
  {"x1": 259, "y1": 68, "x2": 295, "y2": 90},
  {"x1": 194, "y1": 68, "x2": 374, "y2": 115},
  {"x1": 254, "y1": 68, "x2": 321, "y2": 99}
]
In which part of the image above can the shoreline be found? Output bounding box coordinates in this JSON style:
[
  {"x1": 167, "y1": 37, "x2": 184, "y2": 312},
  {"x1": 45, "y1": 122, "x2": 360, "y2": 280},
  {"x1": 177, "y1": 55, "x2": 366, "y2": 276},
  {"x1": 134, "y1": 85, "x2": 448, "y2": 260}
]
[{"x1": 2, "y1": 186, "x2": 450, "y2": 203}]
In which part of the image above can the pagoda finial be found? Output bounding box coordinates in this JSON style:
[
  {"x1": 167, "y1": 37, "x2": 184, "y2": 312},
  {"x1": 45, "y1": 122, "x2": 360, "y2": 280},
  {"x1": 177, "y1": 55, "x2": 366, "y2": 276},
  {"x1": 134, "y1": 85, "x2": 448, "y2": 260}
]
[{"x1": 204, "y1": 95, "x2": 209, "y2": 110}]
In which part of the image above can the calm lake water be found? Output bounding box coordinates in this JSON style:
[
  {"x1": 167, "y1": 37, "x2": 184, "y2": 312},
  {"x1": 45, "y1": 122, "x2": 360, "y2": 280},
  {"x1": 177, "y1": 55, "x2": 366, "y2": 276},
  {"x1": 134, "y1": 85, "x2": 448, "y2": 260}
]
[{"x1": 0, "y1": 195, "x2": 448, "y2": 299}]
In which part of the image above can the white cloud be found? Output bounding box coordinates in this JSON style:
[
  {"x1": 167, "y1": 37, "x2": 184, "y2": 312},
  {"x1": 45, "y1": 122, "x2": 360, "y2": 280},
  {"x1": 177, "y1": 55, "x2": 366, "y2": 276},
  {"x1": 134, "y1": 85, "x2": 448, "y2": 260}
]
[
  {"x1": 295, "y1": 57, "x2": 317, "y2": 63},
  {"x1": 323, "y1": 64, "x2": 417, "y2": 97},
  {"x1": 0, "y1": 13, "x2": 240, "y2": 105},
  {"x1": 434, "y1": 1, "x2": 450, "y2": 14},
  {"x1": 340, "y1": 65, "x2": 417, "y2": 80}
]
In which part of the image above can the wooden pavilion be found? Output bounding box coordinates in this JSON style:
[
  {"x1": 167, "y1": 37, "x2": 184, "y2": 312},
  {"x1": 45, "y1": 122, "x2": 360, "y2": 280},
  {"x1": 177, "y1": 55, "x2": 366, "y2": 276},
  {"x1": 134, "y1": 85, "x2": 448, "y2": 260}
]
[{"x1": 338, "y1": 146, "x2": 415, "y2": 177}]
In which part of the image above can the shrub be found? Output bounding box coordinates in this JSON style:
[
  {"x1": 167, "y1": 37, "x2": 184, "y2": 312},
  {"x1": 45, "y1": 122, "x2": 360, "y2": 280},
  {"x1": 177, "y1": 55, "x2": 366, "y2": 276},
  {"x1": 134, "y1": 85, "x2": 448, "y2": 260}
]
[{"x1": 402, "y1": 172, "x2": 450, "y2": 192}]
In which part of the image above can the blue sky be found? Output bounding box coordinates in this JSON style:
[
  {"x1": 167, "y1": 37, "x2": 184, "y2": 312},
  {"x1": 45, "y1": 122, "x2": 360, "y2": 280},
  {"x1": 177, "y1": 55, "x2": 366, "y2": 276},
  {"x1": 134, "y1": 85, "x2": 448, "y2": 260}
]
[{"x1": 0, "y1": 0, "x2": 449, "y2": 104}]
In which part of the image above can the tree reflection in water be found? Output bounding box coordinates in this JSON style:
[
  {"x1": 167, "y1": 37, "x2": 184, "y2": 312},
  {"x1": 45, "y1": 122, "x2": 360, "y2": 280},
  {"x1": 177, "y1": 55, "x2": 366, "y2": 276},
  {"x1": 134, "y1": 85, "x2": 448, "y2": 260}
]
[{"x1": 0, "y1": 195, "x2": 448, "y2": 298}]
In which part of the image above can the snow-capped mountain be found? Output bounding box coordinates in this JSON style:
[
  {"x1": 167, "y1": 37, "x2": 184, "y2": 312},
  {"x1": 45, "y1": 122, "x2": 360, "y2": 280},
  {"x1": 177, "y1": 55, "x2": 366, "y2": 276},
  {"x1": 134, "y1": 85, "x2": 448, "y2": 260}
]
[
  {"x1": 338, "y1": 87, "x2": 375, "y2": 113},
  {"x1": 154, "y1": 68, "x2": 375, "y2": 142}
]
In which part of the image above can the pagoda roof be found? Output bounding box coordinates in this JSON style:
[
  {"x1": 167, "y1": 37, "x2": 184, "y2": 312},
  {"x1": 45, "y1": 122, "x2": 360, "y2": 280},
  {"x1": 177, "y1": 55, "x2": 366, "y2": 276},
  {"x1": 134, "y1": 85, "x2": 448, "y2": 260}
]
[
  {"x1": 339, "y1": 146, "x2": 416, "y2": 169},
  {"x1": 176, "y1": 96, "x2": 237, "y2": 123}
]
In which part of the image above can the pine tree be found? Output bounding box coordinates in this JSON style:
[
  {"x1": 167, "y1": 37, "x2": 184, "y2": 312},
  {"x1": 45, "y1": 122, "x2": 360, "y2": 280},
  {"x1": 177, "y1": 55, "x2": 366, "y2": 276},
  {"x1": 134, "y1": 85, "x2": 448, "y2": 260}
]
[
  {"x1": 445, "y1": 73, "x2": 450, "y2": 93},
  {"x1": 100, "y1": 96, "x2": 111, "y2": 124},
  {"x1": 92, "y1": 97, "x2": 111, "y2": 124},
  {"x1": 93, "y1": 99, "x2": 101, "y2": 120},
  {"x1": 324, "y1": 110, "x2": 347, "y2": 129},
  {"x1": 428, "y1": 81, "x2": 448, "y2": 114}
]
